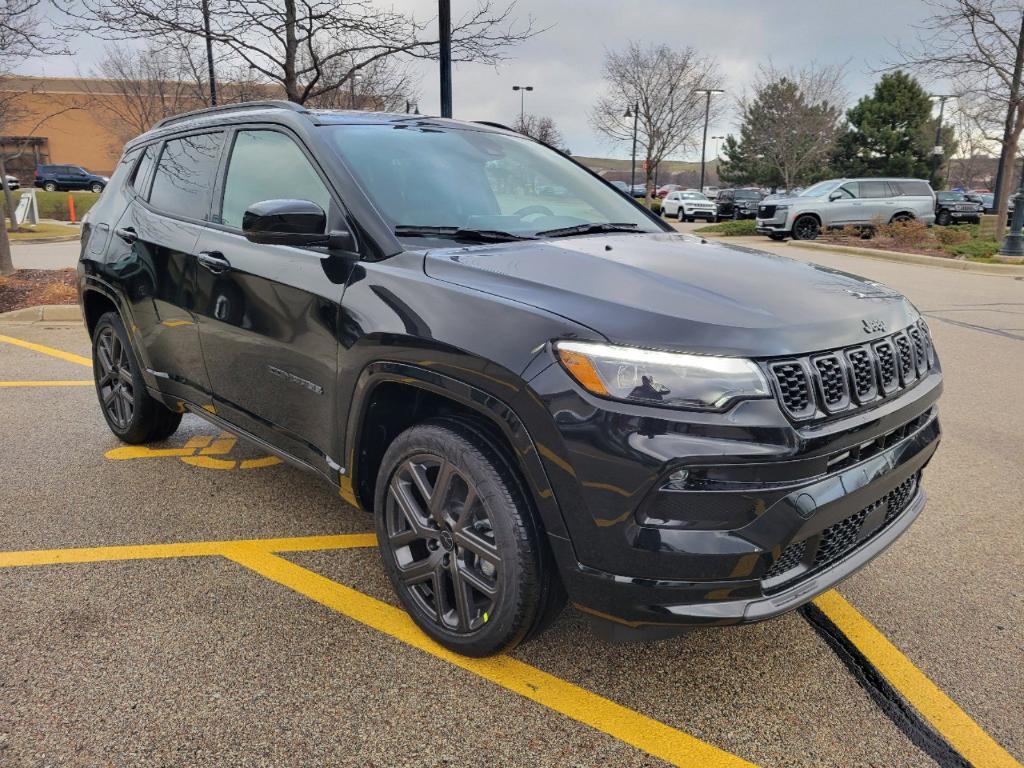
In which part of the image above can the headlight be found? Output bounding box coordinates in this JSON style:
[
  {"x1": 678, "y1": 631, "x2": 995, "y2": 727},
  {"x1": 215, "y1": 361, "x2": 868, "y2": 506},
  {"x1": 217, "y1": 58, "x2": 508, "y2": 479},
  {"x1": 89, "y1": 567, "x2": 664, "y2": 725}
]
[{"x1": 555, "y1": 341, "x2": 770, "y2": 410}]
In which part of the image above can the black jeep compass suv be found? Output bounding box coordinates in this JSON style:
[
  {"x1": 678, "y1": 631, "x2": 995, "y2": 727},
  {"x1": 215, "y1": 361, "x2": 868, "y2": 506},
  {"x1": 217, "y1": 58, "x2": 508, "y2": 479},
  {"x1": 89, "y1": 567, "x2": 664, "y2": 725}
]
[{"x1": 78, "y1": 101, "x2": 942, "y2": 656}]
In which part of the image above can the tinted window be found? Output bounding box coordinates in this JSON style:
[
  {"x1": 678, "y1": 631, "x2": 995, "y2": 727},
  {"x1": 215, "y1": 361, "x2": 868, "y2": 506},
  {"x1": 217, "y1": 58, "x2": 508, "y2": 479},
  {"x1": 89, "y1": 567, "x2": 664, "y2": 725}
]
[
  {"x1": 835, "y1": 183, "x2": 859, "y2": 199},
  {"x1": 220, "y1": 130, "x2": 332, "y2": 229},
  {"x1": 859, "y1": 181, "x2": 890, "y2": 198},
  {"x1": 149, "y1": 132, "x2": 224, "y2": 220},
  {"x1": 893, "y1": 180, "x2": 932, "y2": 197},
  {"x1": 734, "y1": 189, "x2": 761, "y2": 199},
  {"x1": 131, "y1": 145, "x2": 158, "y2": 197}
]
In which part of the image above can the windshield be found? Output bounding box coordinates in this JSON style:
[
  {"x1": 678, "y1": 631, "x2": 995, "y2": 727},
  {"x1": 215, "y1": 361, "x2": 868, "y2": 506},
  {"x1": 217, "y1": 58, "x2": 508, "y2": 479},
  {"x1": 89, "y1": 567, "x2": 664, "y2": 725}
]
[
  {"x1": 326, "y1": 124, "x2": 662, "y2": 240},
  {"x1": 800, "y1": 180, "x2": 842, "y2": 198},
  {"x1": 680, "y1": 192, "x2": 707, "y2": 200},
  {"x1": 938, "y1": 192, "x2": 967, "y2": 202},
  {"x1": 734, "y1": 190, "x2": 761, "y2": 199}
]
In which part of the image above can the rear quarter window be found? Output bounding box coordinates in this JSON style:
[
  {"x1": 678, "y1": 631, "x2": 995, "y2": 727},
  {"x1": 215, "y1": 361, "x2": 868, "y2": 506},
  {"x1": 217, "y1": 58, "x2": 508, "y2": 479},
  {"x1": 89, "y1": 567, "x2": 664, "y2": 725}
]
[{"x1": 893, "y1": 180, "x2": 932, "y2": 197}]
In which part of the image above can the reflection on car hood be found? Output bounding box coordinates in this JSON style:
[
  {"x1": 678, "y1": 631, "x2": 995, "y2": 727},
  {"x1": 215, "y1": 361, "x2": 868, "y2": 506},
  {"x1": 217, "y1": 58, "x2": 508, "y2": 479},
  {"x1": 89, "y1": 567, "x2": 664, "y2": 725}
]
[
  {"x1": 761, "y1": 196, "x2": 807, "y2": 206},
  {"x1": 423, "y1": 232, "x2": 918, "y2": 357}
]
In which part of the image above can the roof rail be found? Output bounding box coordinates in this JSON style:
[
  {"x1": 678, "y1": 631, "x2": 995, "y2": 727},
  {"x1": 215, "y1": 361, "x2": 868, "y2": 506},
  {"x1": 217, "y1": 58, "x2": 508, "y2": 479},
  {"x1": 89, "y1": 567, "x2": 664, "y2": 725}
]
[{"x1": 153, "y1": 100, "x2": 309, "y2": 129}]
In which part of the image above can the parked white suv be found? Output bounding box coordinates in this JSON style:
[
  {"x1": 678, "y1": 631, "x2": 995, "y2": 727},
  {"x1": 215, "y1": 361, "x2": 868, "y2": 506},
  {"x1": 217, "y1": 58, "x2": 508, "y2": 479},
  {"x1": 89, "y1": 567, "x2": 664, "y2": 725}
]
[
  {"x1": 756, "y1": 178, "x2": 935, "y2": 241},
  {"x1": 662, "y1": 190, "x2": 717, "y2": 222}
]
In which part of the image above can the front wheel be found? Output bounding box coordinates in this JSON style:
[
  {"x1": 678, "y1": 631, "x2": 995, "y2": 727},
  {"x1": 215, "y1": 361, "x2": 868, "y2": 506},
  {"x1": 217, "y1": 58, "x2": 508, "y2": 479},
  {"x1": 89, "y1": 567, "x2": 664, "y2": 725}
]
[
  {"x1": 374, "y1": 420, "x2": 563, "y2": 656},
  {"x1": 90, "y1": 182, "x2": 103, "y2": 194},
  {"x1": 791, "y1": 215, "x2": 820, "y2": 241},
  {"x1": 92, "y1": 312, "x2": 182, "y2": 444}
]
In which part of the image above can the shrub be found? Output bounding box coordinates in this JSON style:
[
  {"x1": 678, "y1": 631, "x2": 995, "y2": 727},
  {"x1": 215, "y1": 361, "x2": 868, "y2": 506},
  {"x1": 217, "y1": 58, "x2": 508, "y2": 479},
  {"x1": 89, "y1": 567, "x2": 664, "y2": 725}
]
[
  {"x1": 694, "y1": 219, "x2": 757, "y2": 236},
  {"x1": 934, "y1": 226, "x2": 971, "y2": 246},
  {"x1": 944, "y1": 239, "x2": 1000, "y2": 259},
  {"x1": 875, "y1": 219, "x2": 932, "y2": 249}
]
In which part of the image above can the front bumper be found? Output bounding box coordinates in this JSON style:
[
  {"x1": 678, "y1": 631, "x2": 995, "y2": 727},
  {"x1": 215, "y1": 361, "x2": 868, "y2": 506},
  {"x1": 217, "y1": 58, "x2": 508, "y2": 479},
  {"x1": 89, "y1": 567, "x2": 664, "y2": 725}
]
[{"x1": 522, "y1": 361, "x2": 942, "y2": 638}]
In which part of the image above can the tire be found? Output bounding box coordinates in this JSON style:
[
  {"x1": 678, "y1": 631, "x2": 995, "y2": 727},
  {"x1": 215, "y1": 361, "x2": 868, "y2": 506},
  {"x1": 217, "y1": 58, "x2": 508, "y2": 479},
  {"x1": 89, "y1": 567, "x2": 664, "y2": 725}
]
[
  {"x1": 90, "y1": 182, "x2": 103, "y2": 194},
  {"x1": 43, "y1": 181, "x2": 57, "y2": 192},
  {"x1": 676, "y1": 209, "x2": 685, "y2": 222},
  {"x1": 935, "y1": 210, "x2": 951, "y2": 226},
  {"x1": 791, "y1": 215, "x2": 820, "y2": 241},
  {"x1": 92, "y1": 312, "x2": 182, "y2": 444},
  {"x1": 374, "y1": 418, "x2": 563, "y2": 656},
  {"x1": 732, "y1": 209, "x2": 740, "y2": 221}
]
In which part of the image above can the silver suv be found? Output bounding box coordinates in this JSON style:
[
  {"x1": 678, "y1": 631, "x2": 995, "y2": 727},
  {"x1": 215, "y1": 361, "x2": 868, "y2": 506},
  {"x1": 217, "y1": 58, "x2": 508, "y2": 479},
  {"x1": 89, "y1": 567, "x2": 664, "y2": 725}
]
[{"x1": 756, "y1": 178, "x2": 935, "y2": 241}]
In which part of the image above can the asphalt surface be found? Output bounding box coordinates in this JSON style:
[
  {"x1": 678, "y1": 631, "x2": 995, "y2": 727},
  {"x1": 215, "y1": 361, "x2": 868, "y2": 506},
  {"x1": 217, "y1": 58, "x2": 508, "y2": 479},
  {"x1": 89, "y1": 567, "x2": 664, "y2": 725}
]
[
  {"x1": 10, "y1": 238, "x2": 80, "y2": 270},
  {"x1": 0, "y1": 235, "x2": 1021, "y2": 767}
]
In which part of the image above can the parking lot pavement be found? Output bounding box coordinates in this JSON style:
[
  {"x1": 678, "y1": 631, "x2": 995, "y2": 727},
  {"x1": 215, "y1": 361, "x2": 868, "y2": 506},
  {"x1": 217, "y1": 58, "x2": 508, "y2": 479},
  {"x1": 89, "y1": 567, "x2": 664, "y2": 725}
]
[
  {"x1": 10, "y1": 239, "x2": 81, "y2": 270},
  {"x1": 1, "y1": 293, "x2": 1021, "y2": 766}
]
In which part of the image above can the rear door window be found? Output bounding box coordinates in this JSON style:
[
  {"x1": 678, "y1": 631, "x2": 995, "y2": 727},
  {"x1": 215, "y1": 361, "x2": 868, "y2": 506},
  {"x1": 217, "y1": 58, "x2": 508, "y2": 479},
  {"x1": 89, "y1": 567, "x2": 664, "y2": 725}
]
[
  {"x1": 149, "y1": 132, "x2": 225, "y2": 221},
  {"x1": 859, "y1": 181, "x2": 890, "y2": 198}
]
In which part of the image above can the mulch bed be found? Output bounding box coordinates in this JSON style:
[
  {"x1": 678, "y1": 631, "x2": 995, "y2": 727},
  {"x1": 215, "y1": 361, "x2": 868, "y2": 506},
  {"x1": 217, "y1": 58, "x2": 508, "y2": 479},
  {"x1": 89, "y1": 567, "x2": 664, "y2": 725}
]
[{"x1": 0, "y1": 269, "x2": 77, "y2": 313}]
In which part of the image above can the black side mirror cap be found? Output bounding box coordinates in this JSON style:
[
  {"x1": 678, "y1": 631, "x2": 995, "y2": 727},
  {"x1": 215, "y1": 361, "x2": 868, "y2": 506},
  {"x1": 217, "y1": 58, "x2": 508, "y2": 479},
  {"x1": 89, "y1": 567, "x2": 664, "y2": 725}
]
[{"x1": 243, "y1": 199, "x2": 329, "y2": 247}]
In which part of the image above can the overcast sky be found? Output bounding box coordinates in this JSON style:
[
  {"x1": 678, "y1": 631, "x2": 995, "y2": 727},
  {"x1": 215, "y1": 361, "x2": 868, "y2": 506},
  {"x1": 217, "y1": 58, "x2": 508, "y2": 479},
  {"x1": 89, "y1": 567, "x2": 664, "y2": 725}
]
[{"x1": 23, "y1": 0, "x2": 948, "y2": 159}]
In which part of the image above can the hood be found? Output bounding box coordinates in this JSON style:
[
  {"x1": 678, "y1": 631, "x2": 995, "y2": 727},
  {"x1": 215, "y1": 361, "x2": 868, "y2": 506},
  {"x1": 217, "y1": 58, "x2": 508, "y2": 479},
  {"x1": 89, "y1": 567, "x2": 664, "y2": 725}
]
[
  {"x1": 423, "y1": 232, "x2": 918, "y2": 358},
  {"x1": 762, "y1": 195, "x2": 810, "y2": 206}
]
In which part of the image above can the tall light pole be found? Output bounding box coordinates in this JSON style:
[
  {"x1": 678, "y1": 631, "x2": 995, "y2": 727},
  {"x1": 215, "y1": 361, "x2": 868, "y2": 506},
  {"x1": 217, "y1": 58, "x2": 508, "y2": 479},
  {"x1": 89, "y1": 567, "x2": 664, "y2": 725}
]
[
  {"x1": 999, "y1": 155, "x2": 1024, "y2": 260},
  {"x1": 512, "y1": 85, "x2": 533, "y2": 125},
  {"x1": 201, "y1": 0, "x2": 217, "y2": 106},
  {"x1": 439, "y1": 0, "x2": 453, "y2": 117},
  {"x1": 695, "y1": 89, "x2": 723, "y2": 193},
  {"x1": 624, "y1": 103, "x2": 639, "y2": 192},
  {"x1": 929, "y1": 94, "x2": 955, "y2": 187}
]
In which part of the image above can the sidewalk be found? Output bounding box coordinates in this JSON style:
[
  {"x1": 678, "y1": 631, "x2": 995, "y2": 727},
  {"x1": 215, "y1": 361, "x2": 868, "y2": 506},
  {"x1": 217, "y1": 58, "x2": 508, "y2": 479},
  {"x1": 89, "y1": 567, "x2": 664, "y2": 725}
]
[{"x1": 10, "y1": 239, "x2": 81, "y2": 270}]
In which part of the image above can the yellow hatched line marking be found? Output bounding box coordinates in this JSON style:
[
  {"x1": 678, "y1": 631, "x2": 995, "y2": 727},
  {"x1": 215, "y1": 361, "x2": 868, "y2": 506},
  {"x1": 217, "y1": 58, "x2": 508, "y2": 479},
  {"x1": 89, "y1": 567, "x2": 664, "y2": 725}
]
[
  {"x1": 0, "y1": 334, "x2": 92, "y2": 367},
  {"x1": 223, "y1": 544, "x2": 756, "y2": 768},
  {"x1": 0, "y1": 533, "x2": 377, "y2": 568},
  {"x1": 814, "y1": 591, "x2": 1022, "y2": 768},
  {"x1": 0, "y1": 380, "x2": 94, "y2": 387}
]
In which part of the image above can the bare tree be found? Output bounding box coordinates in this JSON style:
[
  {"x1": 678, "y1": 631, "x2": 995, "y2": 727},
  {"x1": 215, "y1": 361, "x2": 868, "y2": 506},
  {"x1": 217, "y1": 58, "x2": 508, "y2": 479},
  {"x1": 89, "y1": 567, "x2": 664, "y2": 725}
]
[
  {"x1": 946, "y1": 105, "x2": 1000, "y2": 188},
  {"x1": 0, "y1": 0, "x2": 71, "y2": 276},
  {"x1": 59, "y1": 0, "x2": 539, "y2": 106},
  {"x1": 302, "y1": 52, "x2": 419, "y2": 112},
  {"x1": 590, "y1": 42, "x2": 722, "y2": 203},
  {"x1": 512, "y1": 113, "x2": 567, "y2": 152},
  {"x1": 895, "y1": 0, "x2": 1024, "y2": 234}
]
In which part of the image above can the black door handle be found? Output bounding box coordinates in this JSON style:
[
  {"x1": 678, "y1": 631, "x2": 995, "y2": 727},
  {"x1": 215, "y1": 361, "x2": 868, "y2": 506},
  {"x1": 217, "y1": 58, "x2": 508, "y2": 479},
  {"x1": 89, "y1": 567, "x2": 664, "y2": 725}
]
[
  {"x1": 115, "y1": 226, "x2": 138, "y2": 244},
  {"x1": 197, "y1": 250, "x2": 231, "y2": 274}
]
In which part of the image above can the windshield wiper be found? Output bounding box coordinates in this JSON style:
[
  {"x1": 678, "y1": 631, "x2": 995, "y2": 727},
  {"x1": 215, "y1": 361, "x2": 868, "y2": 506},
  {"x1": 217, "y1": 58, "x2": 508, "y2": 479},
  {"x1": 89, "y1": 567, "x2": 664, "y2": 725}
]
[
  {"x1": 535, "y1": 222, "x2": 641, "y2": 238},
  {"x1": 395, "y1": 225, "x2": 536, "y2": 243}
]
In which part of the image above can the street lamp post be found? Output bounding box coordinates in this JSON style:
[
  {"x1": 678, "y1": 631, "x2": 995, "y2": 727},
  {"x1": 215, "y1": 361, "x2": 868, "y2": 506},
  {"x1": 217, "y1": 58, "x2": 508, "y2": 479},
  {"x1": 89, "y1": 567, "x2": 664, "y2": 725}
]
[
  {"x1": 624, "y1": 103, "x2": 639, "y2": 192},
  {"x1": 439, "y1": 0, "x2": 453, "y2": 117},
  {"x1": 711, "y1": 135, "x2": 725, "y2": 160},
  {"x1": 695, "y1": 89, "x2": 724, "y2": 193},
  {"x1": 512, "y1": 85, "x2": 533, "y2": 125},
  {"x1": 929, "y1": 94, "x2": 954, "y2": 186},
  {"x1": 998, "y1": 156, "x2": 1024, "y2": 260}
]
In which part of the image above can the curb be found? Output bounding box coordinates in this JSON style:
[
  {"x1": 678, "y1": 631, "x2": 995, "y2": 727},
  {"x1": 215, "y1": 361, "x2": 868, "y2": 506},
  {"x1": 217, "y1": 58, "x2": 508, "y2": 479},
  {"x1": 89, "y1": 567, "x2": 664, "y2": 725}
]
[
  {"x1": 789, "y1": 241, "x2": 1024, "y2": 276},
  {"x1": 10, "y1": 234, "x2": 81, "y2": 244},
  {"x1": 0, "y1": 304, "x2": 82, "y2": 322}
]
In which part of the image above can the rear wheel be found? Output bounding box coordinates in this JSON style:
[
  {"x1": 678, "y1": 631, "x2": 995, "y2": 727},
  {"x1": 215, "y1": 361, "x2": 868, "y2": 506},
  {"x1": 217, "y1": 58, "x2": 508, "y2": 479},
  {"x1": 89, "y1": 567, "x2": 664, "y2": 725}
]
[
  {"x1": 791, "y1": 215, "x2": 820, "y2": 241},
  {"x1": 42, "y1": 181, "x2": 57, "y2": 192},
  {"x1": 92, "y1": 312, "x2": 182, "y2": 444},
  {"x1": 375, "y1": 419, "x2": 563, "y2": 656}
]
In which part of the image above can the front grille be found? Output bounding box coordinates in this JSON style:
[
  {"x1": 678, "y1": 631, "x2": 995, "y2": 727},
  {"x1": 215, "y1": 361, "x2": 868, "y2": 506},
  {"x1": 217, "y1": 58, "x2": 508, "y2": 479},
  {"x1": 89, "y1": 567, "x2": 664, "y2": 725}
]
[
  {"x1": 766, "y1": 322, "x2": 935, "y2": 421},
  {"x1": 813, "y1": 354, "x2": 849, "y2": 410},
  {"x1": 769, "y1": 361, "x2": 813, "y2": 418},
  {"x1": 758, "y1": 204, "x2": 777, "y2": 218},
  {"x1": 763, "y1": 473, "x2": 920, "y2": 589}
]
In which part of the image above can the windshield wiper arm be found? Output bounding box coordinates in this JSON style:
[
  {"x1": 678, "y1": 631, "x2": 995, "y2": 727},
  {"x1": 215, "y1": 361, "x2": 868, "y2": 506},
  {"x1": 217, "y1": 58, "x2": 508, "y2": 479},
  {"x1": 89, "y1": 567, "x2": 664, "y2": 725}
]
[
  {"x1": 395, "y1": 225, "x2": 536, "y2": 243},
  {"x1": 535, "y1": 222, "x2": 641, "y2": 238}
]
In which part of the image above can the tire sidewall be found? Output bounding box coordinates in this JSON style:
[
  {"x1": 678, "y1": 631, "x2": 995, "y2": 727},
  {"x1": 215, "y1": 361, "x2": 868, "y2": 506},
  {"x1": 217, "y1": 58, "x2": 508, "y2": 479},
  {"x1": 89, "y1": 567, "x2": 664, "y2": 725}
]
[
  {"x1": 92, "y1": 312, "x2": 151, "y2": 443},
  {"x1": 43, "y1": 182, "x2": 57, "y2": 192},
  {"x1": 793, "y1": 215, "x2": 819, "y2": 240}
]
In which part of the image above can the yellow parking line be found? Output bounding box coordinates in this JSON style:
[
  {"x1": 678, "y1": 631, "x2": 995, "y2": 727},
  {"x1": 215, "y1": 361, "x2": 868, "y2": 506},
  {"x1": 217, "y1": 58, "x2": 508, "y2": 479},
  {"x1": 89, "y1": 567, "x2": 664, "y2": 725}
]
[
  {"x1": 223, "y1": 543, "x2": 756, "y2": 768},
  {"x1": 0, "y1": 380, "x2": 94, "y2": 387},
  {"x1": 0, "y1": 334, "x2": 92, "y2": 367},
  {"x1": 814, "y1": 591, "x2": 1022, "y2": 768},
  {"x1": 0, "y1": 533, "x2": 377, "y2": 568}
]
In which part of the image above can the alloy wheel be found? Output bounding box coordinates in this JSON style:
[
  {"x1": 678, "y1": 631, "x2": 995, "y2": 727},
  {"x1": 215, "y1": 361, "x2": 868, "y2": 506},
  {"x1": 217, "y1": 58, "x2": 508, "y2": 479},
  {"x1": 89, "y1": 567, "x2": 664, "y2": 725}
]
[
  {"x1": 95, "y1": 326, "x2": 135, "y2": 430},
  {"x1": 385, "y1": 454, "x2": 500, "y2": 634},
  {"x1": 793, "y1": 216, "x2": 819, "y2": 240}
]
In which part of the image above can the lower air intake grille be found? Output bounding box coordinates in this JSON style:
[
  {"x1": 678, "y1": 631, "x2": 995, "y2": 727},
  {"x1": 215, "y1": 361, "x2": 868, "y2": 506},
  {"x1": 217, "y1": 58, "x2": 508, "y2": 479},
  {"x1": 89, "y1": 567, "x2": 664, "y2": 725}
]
[{"x1": 763, "y1": 473, "x2": 921, "y2": 589}]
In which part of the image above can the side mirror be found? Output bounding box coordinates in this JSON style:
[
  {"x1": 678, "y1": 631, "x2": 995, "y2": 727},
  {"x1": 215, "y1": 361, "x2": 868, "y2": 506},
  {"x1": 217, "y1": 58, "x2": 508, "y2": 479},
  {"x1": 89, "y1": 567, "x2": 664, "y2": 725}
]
[
  {"x1": 828, "y1": 190, "x2": 843, "y2": 201},
  {"x1": 242, "y1": 199, "x2": 353, "y2": 249}
]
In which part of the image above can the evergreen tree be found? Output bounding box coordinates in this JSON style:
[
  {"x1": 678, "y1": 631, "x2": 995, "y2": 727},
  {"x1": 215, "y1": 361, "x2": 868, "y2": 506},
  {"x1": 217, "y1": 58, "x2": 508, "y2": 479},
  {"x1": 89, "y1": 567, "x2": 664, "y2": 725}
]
[
  {"x1": 831, "y1": 71, "x2": 953, "y2": 182},
  {"x1": 718, "y1": 74, "x2": 842, "y2": 191}
]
